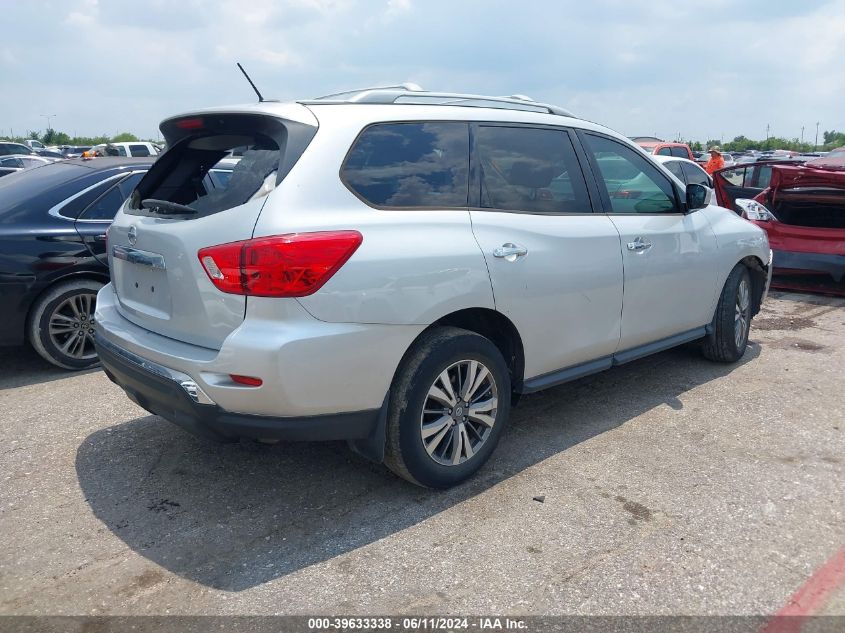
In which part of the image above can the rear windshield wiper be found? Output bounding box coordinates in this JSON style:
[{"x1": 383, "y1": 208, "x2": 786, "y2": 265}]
[{"x1": 141, "y1": 199, "x2": 198, "y2": 215}]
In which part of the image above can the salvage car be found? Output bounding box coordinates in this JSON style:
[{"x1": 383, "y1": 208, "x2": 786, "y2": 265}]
[
  {"x1": 94, "y1": 86, "x2": 772, "y2": 488},
  {"x1": 714, "y1": 161, "x2": 845, "y2": 286},
  {"x1": 0, "y1": 157, "x2": 234, "y2": 368},
  {"x1": 0, "y1": 157, "x2": 152, "y2": 368}
]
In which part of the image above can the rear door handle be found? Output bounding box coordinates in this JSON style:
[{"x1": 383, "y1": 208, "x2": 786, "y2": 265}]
[
  {"x1": 626, "y1": 237, "x2": 652, "y2": 252},
  {"x1": 493, "y1": 243, "x2": 528, "y2": 261}
]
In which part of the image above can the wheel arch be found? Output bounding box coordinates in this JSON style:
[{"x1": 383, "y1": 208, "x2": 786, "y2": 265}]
[
  {"x1": 739, "y1": 255, "x2": 767, "y2": 317},
  {"x1": 427, "y1": 307, "x2": 526, "y2": 399},
  {"x1": 348, "y1": 307, "x2": 525, "y2": 465}
]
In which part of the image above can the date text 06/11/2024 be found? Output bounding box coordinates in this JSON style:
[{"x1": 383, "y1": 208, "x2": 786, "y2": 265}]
[{"x1": 307, "y1": 617, "x2": 528, "y2": 630}]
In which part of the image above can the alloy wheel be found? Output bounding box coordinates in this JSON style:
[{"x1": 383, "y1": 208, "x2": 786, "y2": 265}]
[
  {"x1": 734, "y1": 278, "x2": 750, "y2": 348},
  {"x1": 419, "y1": 359, "x2": 498, "y2": 466},
  {"x1": 48, "y1": 293, "x2": 98, "y2": 360}
]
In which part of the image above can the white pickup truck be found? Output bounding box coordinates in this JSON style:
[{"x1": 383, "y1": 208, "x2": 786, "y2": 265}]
[{"x1": 92, "y1": 141, "x2": 162, "y2": 158}]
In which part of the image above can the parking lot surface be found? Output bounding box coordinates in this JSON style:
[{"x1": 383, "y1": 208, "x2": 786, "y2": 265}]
[{"x1": 0, "y1": 292, "x2": 843, "y2": 616}]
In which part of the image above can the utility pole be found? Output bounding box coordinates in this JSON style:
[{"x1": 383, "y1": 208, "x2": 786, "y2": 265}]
[
  {"x1": 40, "y1": 114, "x2": 56, "y2": 131},
  {"x1": 815, "y1": 122, "x2": 820, "y2": 150},
  {"x1": 801, "y1": 126, "x2": 804, "y2": 144}
]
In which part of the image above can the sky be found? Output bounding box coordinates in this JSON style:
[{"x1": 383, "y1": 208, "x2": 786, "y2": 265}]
[{"x1": 2, "y1": 0, "x2": 844, "y2": 143}]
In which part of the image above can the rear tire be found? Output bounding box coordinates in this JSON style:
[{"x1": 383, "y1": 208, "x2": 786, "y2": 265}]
[
  {"x1": 384, "y1": 327, "x2": 511, "y2": 488},
  {"x1": 702, "y1": 265, "x2": 752, "y2": 363},
  {"x1": 27, "y1": 279, "x2": 103, "y2": 370}
]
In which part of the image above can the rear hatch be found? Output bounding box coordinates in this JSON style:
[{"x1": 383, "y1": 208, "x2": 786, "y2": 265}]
[{"x1": 108, "y1": 107, "x2": 317, "y2": 349}]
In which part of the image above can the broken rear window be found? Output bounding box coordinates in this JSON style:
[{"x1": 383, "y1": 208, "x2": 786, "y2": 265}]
[{"x1": 127, "y1": 113, "x2": 313, "y2": 218}]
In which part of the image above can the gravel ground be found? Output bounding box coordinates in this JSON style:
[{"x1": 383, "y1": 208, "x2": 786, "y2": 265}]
[{"x1": 0, "y1": 291, "x2": 843, "y2": 616}]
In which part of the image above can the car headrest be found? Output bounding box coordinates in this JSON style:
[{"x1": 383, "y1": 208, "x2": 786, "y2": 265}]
[{"x1": 507, "y1": 161, "x2": 555, "y2": 188}]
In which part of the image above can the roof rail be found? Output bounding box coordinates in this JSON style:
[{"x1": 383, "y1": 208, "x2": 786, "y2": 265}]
[
  {"x1": 303, "y1": 85, "x2": 576, "y2": 118},
  {"x1": 313, "y1": 83, "x2": 424, "y2": 101}
]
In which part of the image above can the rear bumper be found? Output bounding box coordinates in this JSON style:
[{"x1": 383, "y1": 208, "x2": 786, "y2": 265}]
[
  {"x1": 95, "y1": 332, "x2": 381, "y2": 442},
  {"x1": 773, "y1": 249, "x2": 845, "y2": 282},
  {"x1": 94, "y1": 283, "x2": 422, "y2": 417}
]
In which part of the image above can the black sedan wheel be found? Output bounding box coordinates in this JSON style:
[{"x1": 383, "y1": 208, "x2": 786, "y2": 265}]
[{"x1": 28, "y1": 279, "x2": 103, "y2": 370}]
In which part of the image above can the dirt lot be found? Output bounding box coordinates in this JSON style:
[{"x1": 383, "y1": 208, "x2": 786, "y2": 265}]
[{"x1": 0, "y1": 292, "x2": 843, "y2": 616}]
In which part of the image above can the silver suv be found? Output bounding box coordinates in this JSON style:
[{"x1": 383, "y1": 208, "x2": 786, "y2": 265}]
[{"x1": 94, "y1": 85, "x2": 772, "y2": 488}]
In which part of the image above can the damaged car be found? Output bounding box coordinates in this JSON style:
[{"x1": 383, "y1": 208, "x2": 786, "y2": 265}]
[{"x1": 714, "y1": 160, "x2": 845, "y2": 290}]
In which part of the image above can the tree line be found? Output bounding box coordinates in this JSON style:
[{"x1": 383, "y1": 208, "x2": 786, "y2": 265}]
[
  {"x1": 686, "y1": 130, "x2": 845, "y2": 153},
  {"x1": 5, "y1": 128, "x2": 151, "y2": 146}
]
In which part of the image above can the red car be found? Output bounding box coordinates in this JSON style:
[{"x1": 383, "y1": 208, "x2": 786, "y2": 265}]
[
  {"x1": 631, "y1": 137, "x2": 695, "y2": 161},
  {"x1": 713, "y1": 160, "x2": 845, "y2": 292}
]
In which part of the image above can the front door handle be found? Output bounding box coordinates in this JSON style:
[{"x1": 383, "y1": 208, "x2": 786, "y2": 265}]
[
  {"x1": 626, "y1": 237, "x2": 653, "y2": 252},
  {"x1": 493, "y1": 243, "x2": 528, "y2": 261}
]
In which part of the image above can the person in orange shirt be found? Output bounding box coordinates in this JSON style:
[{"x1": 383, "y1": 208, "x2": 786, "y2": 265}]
[{"x1": 703, "y1": 147, "x2": 725, "y2": 174}]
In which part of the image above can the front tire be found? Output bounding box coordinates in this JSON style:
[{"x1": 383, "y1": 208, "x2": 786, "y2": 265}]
[
  {"x1": 384, "y1": 327, "x2": 512, "y2": 488},
  {"x1": 27, "y1": 279, "x2": 103, "y2": 370},
  {"x1": 702, "y1": 265, "x2": 752, "y2": 363}
]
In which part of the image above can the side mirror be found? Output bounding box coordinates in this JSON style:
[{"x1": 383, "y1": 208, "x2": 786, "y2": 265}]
[{"x1": 685, "y1": 183, "x2": 708, "y2": 211}]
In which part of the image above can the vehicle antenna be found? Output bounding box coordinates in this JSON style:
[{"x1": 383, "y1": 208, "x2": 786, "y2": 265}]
[{"x1": 236, "y1": 62, "x2": 264, "y2": 102}]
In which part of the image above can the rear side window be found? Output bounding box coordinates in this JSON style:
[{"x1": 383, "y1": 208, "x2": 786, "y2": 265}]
[
  {"x1": 341, "y1": 122, "x2": 469, "y2": 208},
  {"x1": 656, "y1": 147, "x2": 673, "y2": 156},
  {"x1": 79, "y1": 172, "x2": 145, "y2": 221},
  {"x1": 670, "y1": 146, "x2": 689, "y2": 158},
  {"x1": 663, "y1": 160, "x2": 685, "y2": 182},
  {"x1": 128, "y1": 144, "x2": 151, "y2": 157},
  {"x1": 584, "y1": 134, "x2": 679, "y2": 214},
  {"x1": 475, "y1": 126, "x2": 590, "y2": 214},
  {"x1": 681, "y1": 162, "x2": 710, "y2": 187},
  {"x1": 129, "y1": 114, "x2": 306, "y2": 218},
  {"x1": 753, "y1": 165, "x2": 772, "y2": 189}
]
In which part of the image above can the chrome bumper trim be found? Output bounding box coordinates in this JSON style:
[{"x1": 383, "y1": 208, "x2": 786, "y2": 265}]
[{"x1": 94, "y1": 332, "x2": 215, "y2": 405}]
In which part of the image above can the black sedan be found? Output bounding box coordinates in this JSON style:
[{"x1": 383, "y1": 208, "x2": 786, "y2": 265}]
[{"x1": 0, "y1": 157, "x2": 152, "y2": 369}]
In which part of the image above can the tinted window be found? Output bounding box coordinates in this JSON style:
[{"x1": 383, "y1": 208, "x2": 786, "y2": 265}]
[
  {"x1": 680, "y1": 161, "x2": 710, "y2": 187},
  {"x1": 584, "y1": 134, "x2": 679, "y2": 214},
  {"x1": 475, "y1": 126, "x2": 589, "y2": 214},
  {"x1": 342, "y1": 122, "x2": 469, "y2": 208},
  {"x1": 753, "y1": 165, "x2": 772, "y2": 189},
  {"x1": 664, "y1": 160, "x2": 685, "y2": 182},
  {"x1": 656, "y1": 147, "x2": 673, "y2": 156},
  {"x1": 79, "y1": 173, "x2": 144, "y2": 221},
  {"x1": 670, "y1": 146, "x2": 689, "y2": 158},
  {"x1": 57, "y1": 179, "x2": 117, "y2": 219},
  {"x1": 128, "y1": 144, "x2": 151, "y2": 157},
  {"x1": 0, "y1": 157, "x2": 23, "y2": 168}
]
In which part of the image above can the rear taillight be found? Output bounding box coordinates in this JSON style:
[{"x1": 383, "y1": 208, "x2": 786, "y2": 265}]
[{"x1": 198, "y1": 231, "x2": 363, "y2": 297}]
